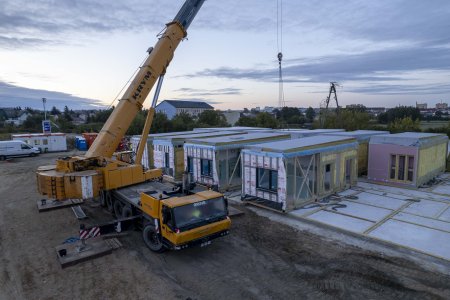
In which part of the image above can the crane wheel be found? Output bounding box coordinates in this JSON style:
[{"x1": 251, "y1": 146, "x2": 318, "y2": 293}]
[
  {"x1": 105, "y1": 193, "x2": 114, "y2": 213},
  {"x1": 143, "y1": 225, "x2": 166, "y2": 253},
  {"x1": 122, "y1": 205, "x2": 133, "y2": 218},
  {"x1": 113, "y1": 200, "x2": 124, "y2": 219}
]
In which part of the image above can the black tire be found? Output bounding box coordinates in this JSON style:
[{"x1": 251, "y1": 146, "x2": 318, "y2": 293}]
[
  {"x1": 100, "y1": 192, "x2": 106, "y2": 207},
  {"x1": 0, "y1": 156, "x2": 5, "y2": 161},
  {"x1": 105, "y1": 193, "x2": 114, "y2": 212},
  {"x1": 113, "y1": 200, "x2": 124, "y2": 219},
  {"x1": 122, "y1": 205, "x2": 133, "y2": 218},
  {"x1": 30, "y1": 153, "x2": 37, "y2": 157},
  {"x1": 142, "y1": 224, "x2": 166, "y2": 253}
]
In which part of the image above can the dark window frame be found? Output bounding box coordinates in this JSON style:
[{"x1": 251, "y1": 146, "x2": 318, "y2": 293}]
[
  {"x1": 187, "y1": 156, "x2": 194, "y2": 174},
  {"x1": 256, "y1": 168, "x2": 278, "y2": 193},
  {"x1": 201, "y1": 158, "x2": 213, "y2": 177}
]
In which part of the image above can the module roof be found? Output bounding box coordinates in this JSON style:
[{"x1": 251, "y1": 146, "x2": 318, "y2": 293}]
[
  {"x1": 247, "y1": 135, "x2": 356, "y2": 153},
  {"x1": 323, "y1": 130, "x2": 389, "y2": 141},
  {"x1": 370, "y1": 132, "x2": 448, "y2": 147},
  {"x1": 187, "y1": 132, "x2": 290, "y2": 146},
  {"x1": 154, "y1": 131, "x2": 243, "y2": 143}
]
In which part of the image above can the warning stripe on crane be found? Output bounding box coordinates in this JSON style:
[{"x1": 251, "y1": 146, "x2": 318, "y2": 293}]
[{"x1": 79, "y1": 227, "x2": 101, "y2": 240}]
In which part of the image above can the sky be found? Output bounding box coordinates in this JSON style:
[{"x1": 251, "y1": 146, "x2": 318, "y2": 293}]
[{"x1": 0, "y1": 0, "x2": 449, "y2": 110}]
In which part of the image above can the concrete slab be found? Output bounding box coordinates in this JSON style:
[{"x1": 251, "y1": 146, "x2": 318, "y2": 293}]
[
  {"x1": 291, "y1": 204, "x2": 323, "y2": 217},
  {"x1": 55, "y1": 238, "x2": 112, "y2": 268},
  {"x1": 393, "y1": 212, "x2": 450, "y2": 233},
  {"x1": 431, "y1": 185, "x2": 450, "y2": 196},
  {"x1": 438, "y1": 207, "x2": 450, "y2": 222},
  {"x1": 337, "y1": 189, "x2": 359, "y2": 197},
  {"x1": 369, "y1": 219, "x2": 450, "y2": 261},
  {"x1": 307, "y1": 210, "x2": 375, "y2": 233},
  {"x1": 326, "y1": 200, "x2": 393, "y2": 222},
  {"x1": 352, "y1": 192, "x2": 407, "y2": 210},
  {"x1": 359, "y1": 189, "x2": 413, "y2": 201},
  {"x1": 358, "y1": 181, "x2": 450, "y2": 202},
  {"x1": 403, "y1": 199, "x2": 448, "y2": 218},
  {"x1": 37, "y1": 198, "x2": 84, "y2": 212}
]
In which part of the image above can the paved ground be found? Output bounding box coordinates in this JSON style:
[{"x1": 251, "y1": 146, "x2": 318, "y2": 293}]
[
  {"x1": 291, "y1": 181, "x2": 450, "y2": 261},
  {"x1": 1, "y1": 153, "x2": 450, "y2": 300}
]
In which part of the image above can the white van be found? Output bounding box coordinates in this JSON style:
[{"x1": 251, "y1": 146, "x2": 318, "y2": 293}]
[{"x1": 0, "y1": 140, "x2": 40, "y2": 160}]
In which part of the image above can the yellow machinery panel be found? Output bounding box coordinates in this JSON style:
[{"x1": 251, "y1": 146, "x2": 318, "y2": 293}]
[{"x1": 140, "y1": 193, "x2": 161, "y2": 219}]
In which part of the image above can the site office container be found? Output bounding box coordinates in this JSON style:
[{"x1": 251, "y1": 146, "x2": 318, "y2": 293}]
[
  {"x1": 368, "y1": 132, "x2": 448, "y2": 187},
  {"x1": 153, "y1": 131, "x2": 244, "y2": 181},
  {"x1": 12, "y1": 133, "x2": 67, "y2": 152},
  {"x1": 184, "y1": 132, "x2": 291, "y2": 192},
  {"x1": 241, "y1": 135, "x2": 358, "y2": 212},
  {"x1": 322, "y1": 130, "x2": 389, "y2": 176}
]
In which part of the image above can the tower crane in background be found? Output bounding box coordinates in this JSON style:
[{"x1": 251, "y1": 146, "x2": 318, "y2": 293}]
[
  {"x1": 277, "y1": 0, "x2": 286, "y2": 109},
  {"x1": 320, "y1": 82, "x2": 341, "y2": 127}
]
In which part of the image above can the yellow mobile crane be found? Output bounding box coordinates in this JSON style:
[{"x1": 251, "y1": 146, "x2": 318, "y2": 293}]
[{"x1": 36, "y1": 0, "x2": 231, "y2": 252}]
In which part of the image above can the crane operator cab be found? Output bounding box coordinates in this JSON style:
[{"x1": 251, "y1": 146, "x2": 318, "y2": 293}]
[{"x1": 140, "y1": 189, "x2": 231, "y2": 252}]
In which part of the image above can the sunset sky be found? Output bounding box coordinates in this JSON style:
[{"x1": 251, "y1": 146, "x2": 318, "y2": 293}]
[{"x1": 1, "y1": 0, "x2": 449, "y2": 110}]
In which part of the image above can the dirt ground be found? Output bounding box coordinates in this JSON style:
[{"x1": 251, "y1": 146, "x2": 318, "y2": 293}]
[{"x1": 1, "y1": 152, "x2": 450, "y2": 300}]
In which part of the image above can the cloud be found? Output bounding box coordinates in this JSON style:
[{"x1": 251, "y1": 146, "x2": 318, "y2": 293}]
[
  {"x1": 0, "y1": 0, "x2": 176, "y2": 48},
  {"x1": 0, "y1": 81, "x2": 106, "y2": 110},
  {"x1": 185, "y1": 44, "x2": 450, "y2": 95},
  {"x1": 174, "y1": 87, "x2": 242, "y2": 97}
]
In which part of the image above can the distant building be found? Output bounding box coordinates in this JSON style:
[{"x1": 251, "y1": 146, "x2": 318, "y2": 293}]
[
  {"x1": 5, "y1": 111, "x2": 30, "y2": 126},
  {"x1": 221, "y1": 110, "x2": 242, "y2": 126},
  {"x1": 436, "y1": 102, "x2": 448, "y2": 110},
  {"x1": 416, "y1": 102, "x2": 427, "y2": 109},
  {"x1": 156, "y1": 100, "x2": 213, "y2": 120},
  {"x1": 366, "y1": 107, "x2": 386, "y2": 117}
]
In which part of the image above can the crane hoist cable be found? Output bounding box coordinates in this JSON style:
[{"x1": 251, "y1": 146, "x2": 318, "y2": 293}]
[
  {"x1": 277, "y1": 0, "x2": 285, "y2": 108},
  {"x1": 107, "y1": 53, "x2": 150, "y2": 109}
]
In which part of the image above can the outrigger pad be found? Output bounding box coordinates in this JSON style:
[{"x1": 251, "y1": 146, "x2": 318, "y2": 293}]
[
  {"x1": 55, "y1": 237, "x2": 112, "y2": 268},
  {"x1": 37, "y1": 198, "x2": 84, "y2": 212}
]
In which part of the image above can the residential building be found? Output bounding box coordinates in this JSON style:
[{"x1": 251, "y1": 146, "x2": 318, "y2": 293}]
[
  {"x1": 156, "y1": 100, "x2": 213, "y2": 119},
  {"x1": 436, "y1": 102, "x2": 448, "y2": 110},
  {"x1": 416, "y1": 102, "x2": 427, "y2": 109},
  {"x1": 5, "y1": 111, "x2": 30, "y2": 126}
]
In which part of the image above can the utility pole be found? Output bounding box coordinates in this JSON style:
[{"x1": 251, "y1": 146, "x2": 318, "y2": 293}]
[{"x1": 42, "y1": 97, "x2": 47, "y2": 120}]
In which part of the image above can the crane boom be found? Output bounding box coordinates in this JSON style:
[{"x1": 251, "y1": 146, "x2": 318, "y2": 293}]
[
  {"x1": 87, "y1": 0, "x2": 205, "y2": 158},
  {"x1": 36, "y1": 0, "x2": 206, "y2": 201}
]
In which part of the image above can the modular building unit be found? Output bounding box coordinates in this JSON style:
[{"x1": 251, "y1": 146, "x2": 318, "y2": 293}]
[
  {"x1": 184, "y1": 132, "x2": 291, "y2": 191},
  {"x1": 130, "y1": 130, "x2": 212, "y2": 169},
  {"x1": 275, "y1": 129, "x2": 345, "y2": 138},
  {"x1": 368, "y1": 132, "x2": 448, "y2": 187},
  {"x1": 12, "y1": 133, "x2": 67, "y2": 152},
  {"x1": 241, "y1": 136, "x2": 358, "y2": 212},
  {"x1": 323, "y1": 130, "x2": 389, "y2": 175},
  {"x1": 193, "y1": 127, "x2": 271, "y2": 132},
  {"x1": 153, "y1": 131, "x2": 243, "y2": 181}
]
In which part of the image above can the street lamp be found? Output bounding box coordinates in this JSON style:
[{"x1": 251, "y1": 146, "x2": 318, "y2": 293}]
[{"x1": 42, "y1": 97, "x2": 47, "y2": 120}]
